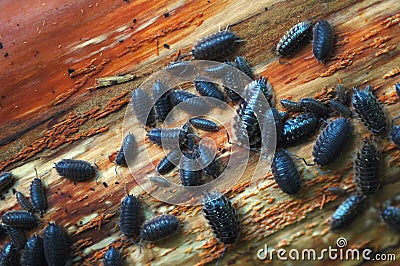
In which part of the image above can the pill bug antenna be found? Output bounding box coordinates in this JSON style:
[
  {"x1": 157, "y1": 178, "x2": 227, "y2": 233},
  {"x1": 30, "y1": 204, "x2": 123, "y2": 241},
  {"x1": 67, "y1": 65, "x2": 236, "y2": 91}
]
[
  {"x1": 122, "y1": 237, "x2": 143, "y2": 255},
  {"x1": 93, "y1": 160, "x2": 100, "y2": 183},
  {"x1": 287, "y1": 151, "x2": 331, "y2": 175},
  {"x1": 225, "y1": 131, "x2": 260, "y2": 153},
  {"x1": 390, "y1": 115, "x2": 400, "y2": 128},
  {"x1": 215, "y1": 245, "x2": 227, "y2": 266}
]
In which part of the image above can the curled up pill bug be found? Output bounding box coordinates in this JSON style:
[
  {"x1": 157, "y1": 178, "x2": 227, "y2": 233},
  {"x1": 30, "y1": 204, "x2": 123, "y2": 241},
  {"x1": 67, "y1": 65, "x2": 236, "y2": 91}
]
[
  {"x1": 280, "y1": 98, "x2": 303, "y2": 113},
  {"x1": 115, "y1": 133, "x2": 137, "y2": 166},
  {"x1": 140, "y1": 214, "x2": 181, "y2": 242},
  {"x1": 330, "y1": 194, "x2": 366, "y2": 230},
  {"x1": 381, "y1": 205, "x2": 400, "y2": 232},
  {"x1": 43, "y1": 222, "x2": 70, "y2": 266},
  {"x1": 2, "y1": 210, "x2": 39, "y2": 228},
  {"x1": 22, "y1": 234, "x2": 46, "y2": 266},
  {"x1": 6, "y1": 226, "x2": 26, "y2": 250},
  {"x1": 131, "y1": 88, "x2": 157, "y2": 127},
  {"x1": 276, "y1": 21, "x2": 313, "y2": 58},
  {"x1": 329, "y1": 99, "x2": 352, "y2": 117},
  {"x1": 0, "y1": 172, "x2": 14, "y2": 194},
  {"x1": 189, "y1": 117, "x2": 219, "y2": 132},
  {"x1": 55, "y1": 159, "x2": 96, "y2": 182},
  {"x1": 312, "y1": 19, "x2": 334, "y2": 63},
  {"x1": 119, "y1": 189, "x2": 141, "y2": 238},
  {"x1": 30, "y1": 174, "x2": 47, "y2": 216},
  {"x1": 282, "y1": 112, "x2": 319, "y2": 147},
  {"x1": 271, "y1": 149, "x2": 301, "y2": 195},
  {"x1": 300, "y1": 97, "x2": 329, "y2": 117},
  {"x1": 234, "y1": 56, "x2": 255, "y2": 80},
  {"x1": 104, "y1": 246, "x2": 123, "y2": 266},
  {"x1": 152, "y1": 80, "x2": 173, "y2": 122},
  {"x1": 194, "y1": 79, "x2": 225, "y2": 102},
  {"x1": 16, "y1": 191, "x2": 35, "y2": 213},
  {"x1": 0, "y1": 242, "x2": 19, "y2": 266},
  {"x1": 156, "y1": 149, "x2": 181, "y2": 175}
]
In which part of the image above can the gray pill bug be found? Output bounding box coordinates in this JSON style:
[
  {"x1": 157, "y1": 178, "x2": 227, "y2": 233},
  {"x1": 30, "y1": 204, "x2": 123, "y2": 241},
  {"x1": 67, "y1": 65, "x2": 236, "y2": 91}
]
[
  {"x1": 312, "y1": 19, "x2": 334, "y2": 64},
  {"x1": 115, "y1": 133, "x2": 137, "y2": 166},
  {"x1": 140, "y1": 214, "x2": 181, "y2": 242},
  {"x1": 0, "y1": 242, "x2": 19, "y2": 266},
  {"x1": 0, "y1": 172, "x2": 14, "y2": 194},
  {"x1": 103, "y1": 246, "x2": 123, "y2": 266},
  {"x1": 329, "y1": 99, "x2": 352, "y2": 117},
  {"x1": 189, "y1": 117, "x2": 220, "y2": 132},
  {"x1": 149, "y1": 176, "x2": 172, "y2": 188},
  {"x1": 165, "y1": 61, "x2": 196, "y2": 77},
  {"x1": 131, "y1": 88, "x2": 157, "y2": 127},
  {"x1": 204, "y1": 62, "x2": 235, "y2": 77},
  {"x1": 330, "y1": 194, "x2": 366, "y2": 230},
  {"x1": 276, "y1": 21, "x2": 313, "y2": 58},
  {"x1": 170, "y1": 89, "x2": 212, "y2": 115},
  {"x1": 152, "y1": 80, "x2": 173, "y2": 122},
  {"x1": 381, "y1": 205, "x2": 400, "y2": 232}
]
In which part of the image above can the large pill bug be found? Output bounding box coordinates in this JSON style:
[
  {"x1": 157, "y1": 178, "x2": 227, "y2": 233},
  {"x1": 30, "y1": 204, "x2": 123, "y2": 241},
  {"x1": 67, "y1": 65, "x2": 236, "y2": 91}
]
[
  {"x1": 179, "y1": 154, "x2": 203, "y2": 186},
  {"x1": 276, "y1": 21, "x2": 313, "y2": 58},
  {"x1": 55, "y1": 159, "x2": 96, "y2": 182},
  {"x1": 0, "y1": 172, "x2": 14, "y2": 194},
  {"x1": 170, "y1": 89, "x2": 211, "y2": 115},
  {"x1": 381, "y1": 205, "x2": 400, "y2": 232},
  {"x1": 119, "y1": 192, "x2": 141, "y2": 238},
  {"x1": 282, "y1": 112, "x2": 319, "y2": 147},
  {"x1": 189, "y1": 117, "x2": 219, "y2": 132},
  {"x1": 43, "y1": 222, "x2": 70, "y2": 266},
  {"x1": 131, "y1": 88, "x2": 157, "y2": 127},
  {"x1": 149, "y1": 176, "x2": 172, "y2": 188},
  {"x1": 152, "y1": 80, "x2": 173, "y2": 122},
  {"x1": 300, "y1": 98, "x2": 329, "y2": 117},
  {"x1": 329, "y1": 99, "x2": 352, "y2": 117},
  {"x1": 16, "y1": 191, "x2": 35, "y2": 213},
  {"x1": 352, "y1": 86, "x2": 387, "y2": 135},
  {"x1": 336, "y1": 83, "x2": 349, "y2": 105},
  {"x1": 271, "y1": 149, "x2": 301, "y2": 195},
  {"x1": 139, "y1": 214, "x2": 180, "y2": 242},
  {"x1": 354, "y1": 138, "x2": 380, "y2": 195},
  {"x1": 147, "y1": 123, "x2": 194, "y2": 150},
  {"x1": 6, "y1": 226, "x2": 26, "y2": 250},
  {"x1": 191, "y1": 30, "x2": 241, "y2": 60},
  {"x1": 194, "y1": 79, "x2": 225, "y2": 102},
  {"x1": 312, "y1": 19, "x2": 334, "y2": 63},
  {"x1": 202, "y1": 191, "x2": 240, "y2": 246},
  {"x1": 103, "y1": 246, "x2": 123, "y2": 266},
  {"x1": 30, "y1": 177, "x2": 47, "y2": 216},
  {"x1": 115, "y1": 133, "x2": 137, "y2": 166},
  {"x1": 235, "y1": 56, "x2": 255, "y2": 80},
  {"x1": 0, "y1": 242, "x2": 19, "y2": 266},
  {"x1": 330, "y1": 194, "x2": 366, "y2": 230},
  {"x1": 22, "y1": 235, "x2": 46, "y2": 266},
  {"x1": 156, "y1": 149, "x2": 181, "y2": 175},
  {"x1": 280, "y1": 99, "x2": 303, "y2": 112},
  {"x1": 2, "y1": 210, "x2": 39, "y2": 228},
  {"x1": 312, "y1": 117, "x2": 352, "y2": 166}
]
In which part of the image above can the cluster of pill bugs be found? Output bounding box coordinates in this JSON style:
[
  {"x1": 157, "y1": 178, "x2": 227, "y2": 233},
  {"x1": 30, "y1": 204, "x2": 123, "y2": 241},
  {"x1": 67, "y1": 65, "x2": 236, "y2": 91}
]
[{"x1": 1, "y1": 16, "x2": 400, "y2": 265}]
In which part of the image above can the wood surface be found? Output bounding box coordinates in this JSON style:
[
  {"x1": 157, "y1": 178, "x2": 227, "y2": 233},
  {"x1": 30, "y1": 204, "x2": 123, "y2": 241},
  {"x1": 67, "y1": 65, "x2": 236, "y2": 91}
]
[{"x1": 1, "y1": 0, "x2": 400, "y2": 265}]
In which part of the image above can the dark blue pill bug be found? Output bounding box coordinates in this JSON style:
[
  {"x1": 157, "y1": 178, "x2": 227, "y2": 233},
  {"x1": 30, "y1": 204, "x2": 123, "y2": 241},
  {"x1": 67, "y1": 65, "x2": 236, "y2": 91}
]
[
  {"x1": 22, "y1": 235, "x2": 46, "y2": 266},
  {"x1": 312, "y1": 20, "x2": 334, "y2": 63},
  {"x1": 55, "y1": 159, "x2": 96, "y2": 181},
  {"x1": 2, "y1": 210, "x2": 39, "y2": 228},
  {"x1": 103, "y1": 247, "x2": 123, "y2": 266},
  {"x1": 329, "y1": 99, "x2": 352, "y2": 117},
  {"x1": 152, "y1": 80, "x2": 173, "y2": 122},
  {"x1": 30, "y1": 177, "x2": 47, "y2": 216},
  {"x1": 156, "y1": 149, "x2": 181, "y2": 175},
  {"x1": 395, "y1": 83, "x2": 400, "y2": 98},
  {"x1": 0, "y1": 172, "x2": 14, "y2": 194},
  {"x1": 43, "y1": 222, "x2": 69, "y2": 266},
  {"x1": 119, "y1": 194, "x2": 141, "y2": 238},
  {"x1": 276, "y1": 21, "x2": 313, "y2": 57},
  {"x1": 16, "y1": 191, "x2": 35, "y2": 213},
  {"x1": 180, "y1": 155, "x2": 203, "y2": 186},
  {"x1": 280, "y1": 99, "x2": 303, "y2": 112},
  {"x1": 115, "y1": 133, "x2": 137, "y2": 166},
  {"x1": 189, "y1": 117, "x2": 219, "y2": 132},
  {"x1": 194, "y1": 79, "x2": 225, "y2": 102},
  {"x1": 282, "y1": 112, "x2": 319, "y2": 147},
  {"x1": 271, "y1": 149, "x2": 301, "y2": 195},
  {"x1": 330, "y1": 195, "x2": 366, "y2": 230},
  {"x1": 6, "y1": 226, "x2": 26, "y2": 250},
  {"x1": 300, "y1": 98, "x2": 329, "y2": 117},
  {"x1": 131, "y1": 88, "x2": 157, "y2": 127},
  {"x1": 234, "y1": 56, "x2": 255, "y2": 80},
  {"x1": 170, "y1": 89, "x2": 211, "y2": 115},
  {"x1": 0, "y1": 242, "x2": 19, "y2": 266},
  {"x1": 140, "y1": 214, "x2": 180, "y2": 242},
  {"x1": 382, "y1": 205, "x2": 400, "y2": 232},
  {"x1": 390, "y1": 126, "x2": 400, "y2": 148},
  {"x1": 0, "y1": 224, "x2": 7, "y2": 239}
]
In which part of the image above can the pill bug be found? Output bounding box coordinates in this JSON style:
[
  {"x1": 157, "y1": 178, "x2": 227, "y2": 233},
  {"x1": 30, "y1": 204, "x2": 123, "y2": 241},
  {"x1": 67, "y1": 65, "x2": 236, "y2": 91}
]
[
  {"x1": 191, "y1": 30, "x2": 241, "y2": 60},
  {"x1": 0, "y1": 172, "x2": 14, "y2": 194},
  {"x1": 131, "y1": 88, "x2": 157, "y2": 127},
  {"x1": 234, "y1": 101, "x2": 261, "y2": 148},
  {"x1": 165, "y1": 61, "x2": 196, "y2": 77},
  {"x1": 22, "y1": 235, "x2": 46, "y2": 266},
  {"x1": 179, "y1": 154, "x2": 203, "y2": 186},
  {"x1": 16, "y1": 191, "x2": 35, "y2": 213},
  {"x1": 352, "y1": 86, "x2": 387, "y2": 135},
  {"x1": 312, "y1": 20, "x2": 334, "y2": 63},
  {"x1": 189, "y1": 117, "x2": 219, "y2": 132},
  {"x1": 2, "y1": 210, "x2": 39, "y2": 228},
  {"x1": 329, "y1": 99, "x2": 352, "y2": 117},
  {"x1": 103, "y1": 247, "x2": 123, "y2": 266},
  {"x1": 0, "y1": 242, "x2": 19, "y2": 266},
  {"x1": 202, "y1": 191, "x2": 240, "y2": 245},
  {"x1": 156, "y1": 149, "x2": 181, "y2": 175},
  {"x1": 30, "y1": 177, "x2": 47, "y2": 216},
  {"x1": 194, "y1": 79, "x2": 225, "y2": 102},
  {"x1": 115, "y1": 133, "x2": 137, "y2": 166},
  {"x1": 119, "y1": 193, "x2": 141, "y2": 237},
  {"x1": 234, "y1": 56, "x2": 255, "y2": 79},
  {"x1": 170, "y1": 89, "x2": 211, "y2": 115},
  {"x1": 354, "y1": 138, "x2": 380, "y2": 195},
  {"x1": 204, "y1": 62, "x2": 234, "y2": 77},
  {"x1": 313, "y1": 117, "x2": 352, "y2": 166},
  {"x1": 147, "y1": 123, "x2": 193, "y2": 150},
  {"x1": 300, "y1": 98, "x2": 329, "y2": 117},
  {"x1": 149, "y1": 176, "x2": 172, "y2": 188},
  {"x1": 152, "y1": 80, "x2": 173, "y2": 122},
  {"x1": 0, "y1": 224, "x2": 7, "y2": 239},
  {"x1": 282, "y1": 112, "x2": 319, "y2": 147},
  {"x1": 43, "y1": 222, "x2": 70, "y2": 266},
  {"x1": 255, "y1": 77, "x2": 275, "y2": 108},
  {"x1": 381, "y1": 205, "x2": 400, "y2": 232},
  {"x1": 390, "y1": 124, "x2": 400, "y2": 148},
  {"x1": 276, "y1": 21, "x2": 313, "y2": 57},
  {"x1": 330, "y1": 194, "x2": 366, "y2": 230},
  {"x1": 140, "y1": 214, "x2": 180, "y2": 242},
  {"x1": 280, "y1": 99, "x2": 303, "y2": 112},
  {"x1": 54, "y1": 159, "x2": 96, "y2": 181},
  {"x1": 336, "y1": 83, "x2": 349, "y2": 105},
  {"x1": 395, "y1": 82, "x2": 400, "y2": 98},
  {"x1": 271, "y1": 149, "x2": 301, "y2": 195},
  {"x1": 197, "y1": 144, "x2": 220, "y2": 179},
  {"x1": 6, "y1": 226, "x2": 26, "y2": 250}
]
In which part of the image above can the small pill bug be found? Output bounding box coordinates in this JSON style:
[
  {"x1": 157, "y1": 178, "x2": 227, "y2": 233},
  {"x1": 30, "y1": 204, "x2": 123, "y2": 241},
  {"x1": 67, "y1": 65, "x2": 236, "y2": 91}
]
[
  {"x1": 170, "y1": 89, "x2": 211, "y2": 115},
  {"x1": 22, "y1": 234, "x2": 46, "y2": 266},
  {"x1": 194, "y1": 79, "x2": 225, "y2": 102},
  {"x1": 197, "y1": 144, "x2": 220, "y2": 179},
  {"x1": 234, "y1": 102, "x2": 261, "y2": 148},
  {"x1": 336, "y1": 83, "x2": 349, "y2": 105},
  {"x1": 0, "y1": 172, "x2": 14, "y2": 194},
  {"x1": 300, "y1": 97, "x2": 329, "y2": 117},
  {"x1": 276, "y1": 21, "x2": 313, "y2": 58},
  {"x1": 280, "y1": 99, "x2": 303, "y2": 113},
  {"x1": 204, "y1": 62, "x2": 234, "y2": 77},
  {"x1": 329, "y1": 99, "x2": 352, "y2": 117},
  {"x1": 202, "y1": 191, "x2": 240, "y2": 245},
  {"x1": 147, "y1": 123, "x2": 193, "y2": 150},
  {"x1": 156, "y1": 149, "x2": 181, "y2": 175},
  {"x1": 381, "y1": 205, "x2": 400, "y2": 232},
  {"x1": 30, "y1": 177, "x2": 47, "y2": 216},
  {"x1": 6, "y1": 226, "x2": 26, "y2": 250},
  {"x1": 330, "y1": 194, "x2": 366, "y2": 230},
  {"x1": 395, "y1": 82, "x2": 400, "y2": 98},
  {"x1": 312, "y1": 19, "x2": 334, "y2": 63},
  {"x1": 165, "y1": 61, "x2": 196, "y2": 77},
  {"x1": 115, "y1": 133, "x2": 137, "y2": 166},
  {"x1": 149, "y1": 176, "x2": 172, "y2": 188},
  {"x1": 139, "y1": 214, "x2": 180, "y2": 242},
  {"x1": 103, "y1": 246, "x2": 123, "y2": 266},
  {"x1": 234, "y1": 56, "x2": 255, "y2": 80},
  {"x1": 2, "y1": 210, "x2": 39, "y2": 229},
  {"x1": 282, "y1": 112, "x2": 319, "y2": 147},
  {"x1": 179, "y1": 154, "x2": 203, "y2": 186},
  {"x1": 43, "y1": 222, "x2": 70, "y2": 266},
  {"x1": 119, "y1": 192, "x2": 141, "y2": 238},
  {"x1": 16, "y1": 191, "x2": 35, "y2": 213},
  {"x1": 352, "y1": 86, "x2": 387, "y2": 135},
  {"x1": 54, "y1": 159, "x2": 96, "y2": 182},
  {"x1": 152, "y1": 80, "x2": 173, "y2": 122},
  {"x1": 0, "y1": 242, "x2": 19, "y2": 266},
  {"x1": 354, "y1": 138, "x2": 380, "y2": 195},
  {"x1": 131, "y1": 88, "x2": 157, "y2": 127},
  {"x1": 312, "y1": 117, "x2": 352, "y2": 166},
  {"x1": 271, "y1": 149, "x2": 301, "y2": 195},
  {"x1": 191, "y1": 30, "x2": 241, "y2": 60},
  {"x1": 254, "y1": 77, "x2": 275, "y2": 108},
  {"x1": 189, "y1": 117, "x2": 219, "y2": 132}
]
